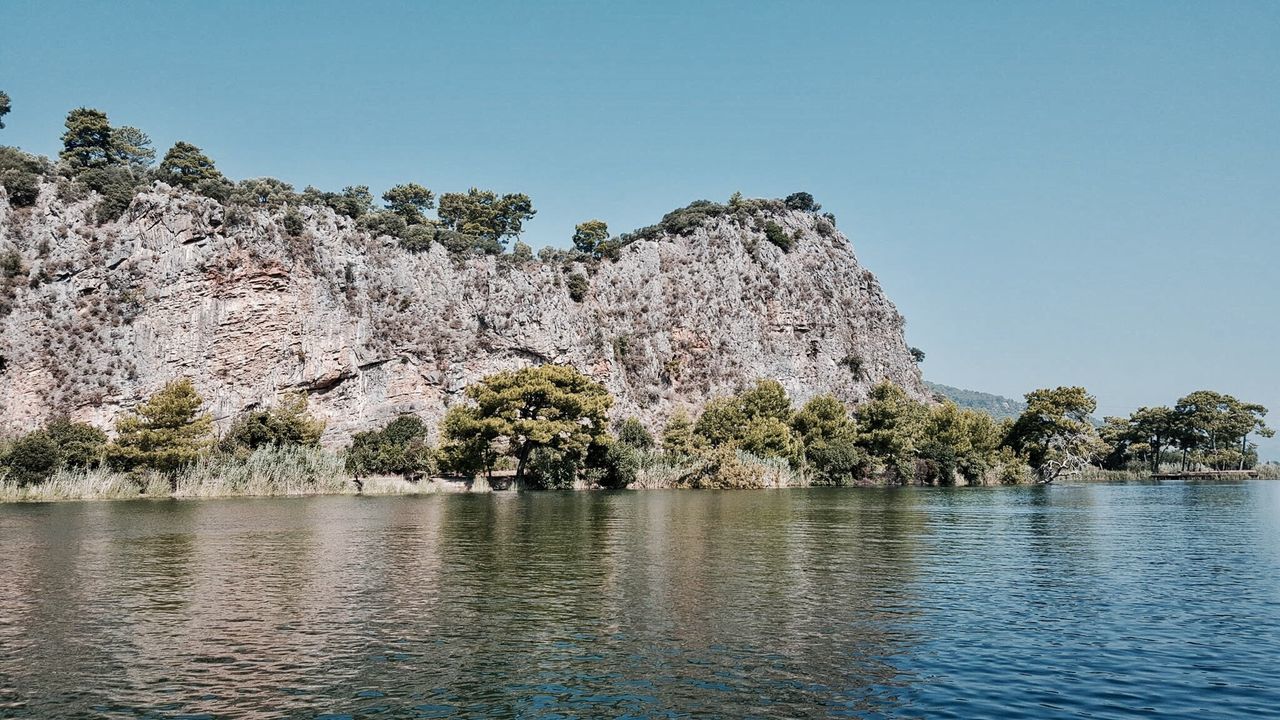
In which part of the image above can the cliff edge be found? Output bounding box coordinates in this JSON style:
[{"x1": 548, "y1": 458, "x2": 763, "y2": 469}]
[{"x1": 0, "y1": 185, "x2": 927, "y2": 442}]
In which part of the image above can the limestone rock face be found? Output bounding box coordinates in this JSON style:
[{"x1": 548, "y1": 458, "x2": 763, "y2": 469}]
[{"x1": 0, "y1": 184, "x2": 927, "y2": 443}]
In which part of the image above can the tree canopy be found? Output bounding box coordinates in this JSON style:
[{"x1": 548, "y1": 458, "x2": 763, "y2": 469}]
[
  {"x1": 345, "y1": 414, "x2": 434, "y2": 481},
  {"x1": 1004, "y1": 386, "x2": 1102, "y2": 483},
  {"x1": 158, "y1": 141, "x2": 225, "y2": 189},
  {"x1": 221, "y1": 394, "x2": 325, "y2": 454},
  {"x1": 111, "y1": 126, "x2": 155, "y2": 172},
  {"x1": 439, "y1": 364, "x2": 611, "y2": 481},
  {"x1": 436, "y1": 188, "x2": 535, "y2": 250},
  {"x1": 106, "y1": 379, "x2": 213, "y2": 476},
  {"x1": 572, "y1": 219, "x2": 609, "y2": 256},
  {"x1": 382, "y1": 183, "x2": 435, "y2": 224},
  {"x1": 59, "y1": 108, "x2": 114, "y2": 172}
]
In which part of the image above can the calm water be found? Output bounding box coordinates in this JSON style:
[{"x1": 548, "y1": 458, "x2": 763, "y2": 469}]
[{"x1": 1, "y1": 483, "x2": 1278, "y2": 719}]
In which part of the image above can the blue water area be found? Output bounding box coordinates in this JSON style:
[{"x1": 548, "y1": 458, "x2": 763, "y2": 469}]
[{"x1": 0, "y1": 481, "x2": 1277, "y2": 718}]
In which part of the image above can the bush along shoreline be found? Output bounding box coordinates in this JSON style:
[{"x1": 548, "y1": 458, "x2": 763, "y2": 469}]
[{"x1": 1, "y1": 366, "x2": 1272, "y2": 502}]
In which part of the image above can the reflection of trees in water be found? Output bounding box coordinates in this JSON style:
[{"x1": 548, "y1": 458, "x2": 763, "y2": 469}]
[
  {"x1": 658, "y1": 488, "x2": 930, "y2": 716},
  {"x1": 2, "y1": 491, "x2": 929, "y2": 718}
]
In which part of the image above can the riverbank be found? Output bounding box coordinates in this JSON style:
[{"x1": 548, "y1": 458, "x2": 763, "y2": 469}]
[
  {"x1": 5, "y1": 446, "x2": 1274, "y2": 504},
  {"x1": 0, "y1": 445, "x2": 805, "y2": 503}
]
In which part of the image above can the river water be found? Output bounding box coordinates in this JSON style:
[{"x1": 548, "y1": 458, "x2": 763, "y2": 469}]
[{"x1": 1, "y1": 482, "x2": 1277, "y2": 719}]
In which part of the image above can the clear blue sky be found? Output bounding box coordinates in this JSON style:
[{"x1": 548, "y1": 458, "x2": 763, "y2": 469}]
[{"x1": 3, "y1": 1, "x2": 1278, "y2": 456}]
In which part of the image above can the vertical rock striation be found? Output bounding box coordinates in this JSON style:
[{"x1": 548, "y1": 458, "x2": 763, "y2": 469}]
[{"x1": 0, "y1": 184, "x2": 927, "y2": 443}]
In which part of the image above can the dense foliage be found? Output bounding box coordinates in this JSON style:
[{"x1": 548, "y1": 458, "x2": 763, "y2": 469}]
[
  {"x1": 438, "y1": 365, "x2": 612, "y2": 486},
  {"x1": 345, "y1": 414, "x2": 434, "y2": 481},
  {"x1": 105, "y1": 379, "x2": 214, "y2": 477},
  {"x1": 0, "y1": 417, "x2": 106, "y2": 486},
  {"x1": 221, "y1": 395, "x2": 325, "y2": 455},
  {"x1": 1098, "y1": 391, "x2": 1273, "y2": 472}
]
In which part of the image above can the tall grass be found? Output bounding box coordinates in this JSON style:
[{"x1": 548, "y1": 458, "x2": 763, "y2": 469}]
[
  {"x1": 173, "y1": 446, "x2": 350, "y2": 498},
  {"x1": 630, "y1": 449, "x2": 804, "y2": 489},
  {"x1": 0, "y1": 466, "x2": 158, "y2": 502},
  {"x1": 0, "y1": 446, "x2": 489, "y2": 503}
]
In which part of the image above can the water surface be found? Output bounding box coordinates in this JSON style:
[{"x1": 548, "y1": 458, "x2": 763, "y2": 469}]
[{"x1": 1, "y1": 482, "x2": 1277, "y2": 718}]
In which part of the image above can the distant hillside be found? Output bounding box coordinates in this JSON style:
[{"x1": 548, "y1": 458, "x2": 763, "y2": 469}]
[{"x1": 925, "y1": 382, "x2": 1026, "y2": 421}]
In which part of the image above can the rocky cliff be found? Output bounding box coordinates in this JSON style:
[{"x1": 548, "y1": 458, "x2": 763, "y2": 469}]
[{"x1": 0, "y1": 184, "x2": 927, "y2": 443}]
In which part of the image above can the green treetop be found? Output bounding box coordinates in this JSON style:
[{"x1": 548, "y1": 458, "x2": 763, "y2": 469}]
[
  {"x1": 440, "y1": 364, "x2": 611, "y2": 481},
  {"x1": 110, "y1": 126, "x2": 155, "y2": 172},
  {"x1": 436, "y1": 188, "x2": 535, "y2": 251},
  {"x1": 1004, "y1": 386, "x2": 1101, "y2": 483},
  {"x1": 107, "y1": 379, "x2": 213, "y2": 476},
  {"x1": 572, "y1": 219, "x2": 609, "y2": 256},
  {"x1": 1172, "y1": 390, "x2": 1272, "y2": 471},
  {"x1": 661, "y1": 410, "x2": 698, "y2": 457},
  {"x1": 60, "y1": 107, "x2": 114, "y2": 172},
  {"x1": 693, "y1": 379, "x2": 801, "y2": 463},
  {"x1": 0, "y1": 91, "x2": 10, "y2": 129},
  {"x1": 854, "y1": 381, "x2": 928, "y2": 479},
  {"x1": 382, "y1": 183, "x2": 436, "y2": 224},
  {"x1": 158, "y1": 141, "x2": 225, "y2": 189},
  {"x1": 616, "y1": 417, "x2": 655, "y2": 451}
]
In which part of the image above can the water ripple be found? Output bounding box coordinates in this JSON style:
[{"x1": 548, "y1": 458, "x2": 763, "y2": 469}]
[{"x1": 0, "y1": 482, "x2": 1277, "y2": 718}]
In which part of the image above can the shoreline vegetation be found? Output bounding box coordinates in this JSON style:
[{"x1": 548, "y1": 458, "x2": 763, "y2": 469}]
[
  {"x1": 4, "y1": 449, "x2": 1277, "y2": 504},
  {"x1": 1, "y1": 366, "x2": 1275, "y2": 503}
]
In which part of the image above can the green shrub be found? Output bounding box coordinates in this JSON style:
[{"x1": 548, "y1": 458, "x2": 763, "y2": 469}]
[
  {"x1": 435, "y1": 228, "x2": 498, "y2": 255},
  {"x1": 617, "y1": 417, "x2": 655, "y2": 450},
  {"x1": 840, "y1": 353, "x2": 865, "y2": 380},
  {"x1": 584, "y1": 439, "x2": 639, "y2": 489},
  {"x1": 358, "y1": 210, "x2": 408, "y2": 239},
  {"x1": 679, "y1": 446, "x2": 768, "y2": 489},
  {"x1": 301, "y1": 185, "x2": 375, "y2": 219},
  {"x1": 80, "y1": 166, "x2": 141, "y2": 222},
  {"x1": 44, "y1": 417, "x2": 107, "y2": 469},
  {"x1": 282, "y1": 208, "x2": 305, "y2": 237},
  {"x1": 525, "y1": 446, "x2": 579, "y2": 490},
  {"x1": 399, "y1": 223, "x2": 436, "y2": 251},
  {"x1": 805, "y1": 439, "x2": 864, "y2": 486},
  {"x1": 566, "y1": 272, "x2": 589, "y2": 302},
  {"x1": 221, "y1": 394, "x2": 325, "y2": 454},
  {"x1": 658, "y1": 199, "x2": 728, "y2": 235},
  {"x1": 0, "y1": 146, "x2": 49, "y2": 207},
  {"x1": 1, "y1": 431, "x2": 61, "y2": 486},
  {"x1": 764, "y1": 221, "x2": 793, "y2": 251},
  {"x1": 0, "y1": 249, "x2": 22, "y2": 278},
  {"x1": 783, "y1": 192, "x2": 821, "y2": 212},
  {"x1": 231, "y1": 177, "x2": 297, "y2": 208},
  {"x1": 345, "y1": 414, "x2": 434, "y2": 480},
  {"x1": 0, "y1": 417, "x2": 106, "y2": 487}
]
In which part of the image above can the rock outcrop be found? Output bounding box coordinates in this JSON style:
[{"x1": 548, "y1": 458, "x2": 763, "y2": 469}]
[{"x1": 0, "y1": 184, "x2": 927, "y2": 443}]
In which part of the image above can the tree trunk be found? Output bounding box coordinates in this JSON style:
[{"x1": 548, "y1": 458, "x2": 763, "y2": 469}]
[{"x1": 514, "y1": 445, "x2": 532, "y2": 483}]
